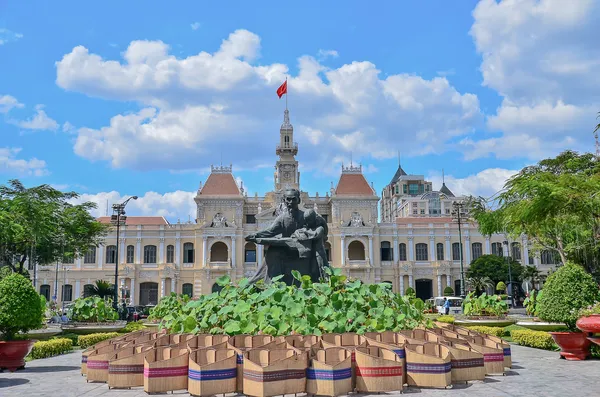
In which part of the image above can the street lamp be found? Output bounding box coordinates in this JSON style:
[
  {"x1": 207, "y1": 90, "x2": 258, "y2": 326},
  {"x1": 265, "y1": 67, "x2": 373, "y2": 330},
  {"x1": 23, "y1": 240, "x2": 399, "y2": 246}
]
[
  {"x1": 503, "y1": 240, "x2": 515, "y2": 308},
  {"x1": 452, "y1": 201, "x2": 466, "y2": 298},
  {"x1": 111, "y1": 196, "x2": 138, "y2": 310}
]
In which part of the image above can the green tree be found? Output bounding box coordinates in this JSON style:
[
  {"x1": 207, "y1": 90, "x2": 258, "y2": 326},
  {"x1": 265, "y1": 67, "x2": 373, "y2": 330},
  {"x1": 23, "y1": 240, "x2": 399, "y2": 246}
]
[
  {"x1": 468, "y1": 150, "x2": 600, "y2": 279},
  {"x1": 0, "y1": 180, "x2": 109, "y2": 275},
  {"x1": 467, "y1": 254, "x2": 524, "y2": 286},
  {"x1": 89, "y1": 280, "x2": 114, "y2": 299},
  {"x1": 466, "y1": 276, "x2": 494, "y2": 295}
]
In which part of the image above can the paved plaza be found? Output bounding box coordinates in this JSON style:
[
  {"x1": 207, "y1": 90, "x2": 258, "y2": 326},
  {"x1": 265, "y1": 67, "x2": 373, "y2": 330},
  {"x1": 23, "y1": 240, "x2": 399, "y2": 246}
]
[{"x1": 1, "y1": 344, "x2": 600, "y2": 397}]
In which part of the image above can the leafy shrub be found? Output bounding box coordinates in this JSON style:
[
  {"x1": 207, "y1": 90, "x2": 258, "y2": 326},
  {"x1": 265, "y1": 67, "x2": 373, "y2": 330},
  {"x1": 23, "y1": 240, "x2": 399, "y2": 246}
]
[
  {"x1": 436, "y1": 315, "x2": 455, "y2": 324},
  {"x1": 149, "y1": 293, "x2": 190, "y2": 321},
  {"x1": 78, "y1": 332, "x2": 120, "y2": 349},
  {"x1": 405, "y1": 287, "x2": 415, "y2": 297},
  {"x1": 462, "y1": 292, "x2": 508, "y2": 317},
  {"x1": 160, "y1": 268, "x2": 428, "y2": 336},
  {"x1": 496, "y1": 281, "x2": 507, "y2": 293},
  {"x1": 119, "y1": 320, "x2": 146, "y2": 334},
  {"x1": 511, "y1": 329, "x2": 557, "y2": 350},
  {"x1": 68, "y1": 296, "x2": 119, "y2": 323},
  {"x1": 443, "y1": 286, "x2": 454, "y2": 296},
  {"x1": 524, "y1": 289, "x2": 542, "y2": 316},
  {"x1": 29, "y1": 338, "x2": 73, "y2": 359},
  {"x1": 537, "y1": 262, "x2": 600, "y2": 331},
  {"x1": 499, "y1": 294, "x2": 509, "y2": 300},
  {"x1": 58, "y1": 333, "x2": 80, "y2": 346},
  {"x1": 0, "y1": 273, "x2": 44, "y2": 340},
  {"x1": 466, "y1": 325, "x2": 507, "y2": 337}
]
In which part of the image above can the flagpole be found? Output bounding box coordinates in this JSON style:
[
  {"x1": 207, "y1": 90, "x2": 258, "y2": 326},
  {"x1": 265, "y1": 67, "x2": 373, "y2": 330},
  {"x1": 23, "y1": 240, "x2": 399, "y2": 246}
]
[{"x1": 285, "y1": 76, "x2": 288, "y2": 111}]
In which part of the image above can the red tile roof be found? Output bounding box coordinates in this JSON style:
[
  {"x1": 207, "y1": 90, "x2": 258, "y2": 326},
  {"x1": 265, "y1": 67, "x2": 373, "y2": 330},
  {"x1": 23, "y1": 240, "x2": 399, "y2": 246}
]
[
  {"x1": 335, "y1": 174, "x2": 375, "y2": 196},
  {"x1": 200, "y1": 173, "x2": 241, "y2": 196},
  {"x1": 97, "y1": 216, "x2": 169, "y2": 225}
]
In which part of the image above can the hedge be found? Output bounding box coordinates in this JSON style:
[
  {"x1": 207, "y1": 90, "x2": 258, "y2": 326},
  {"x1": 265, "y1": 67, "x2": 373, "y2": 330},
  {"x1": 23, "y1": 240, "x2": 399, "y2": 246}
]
[
  {"x1": 29, "y1": 338, "x2": 73, "y2": 360},
  {"x1": 118, "y1": 320, "x2": 146, "y2": 334},
  {"x1": 436, "y1": 315, "x2": 455, "y2": 324},
  {"x1": 466, "y1": 325, "x2": 507, "y2": 337},
  {"x1": 58, "y1": 333, "x2": 80, "y2": 346},
  {"x1": 78, "y1": 332, "x2": 120, "y2": 349},
  {"x1": 511, "y1": 329, "x2": 558, "y2": 350}
]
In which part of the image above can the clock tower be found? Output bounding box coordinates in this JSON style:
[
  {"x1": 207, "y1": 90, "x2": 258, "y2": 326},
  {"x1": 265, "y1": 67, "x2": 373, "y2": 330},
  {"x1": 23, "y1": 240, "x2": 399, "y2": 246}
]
[{"x1": 274, "y1": 109, "x2": 300, "y2": 191}]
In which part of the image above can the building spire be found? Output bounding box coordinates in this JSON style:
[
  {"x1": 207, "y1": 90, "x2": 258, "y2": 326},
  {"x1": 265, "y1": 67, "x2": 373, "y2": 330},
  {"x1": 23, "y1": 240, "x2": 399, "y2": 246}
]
[
  {"x1": 398, "y1": 150, "x2": 401, "y2": 167},
  {"x1": 442, "y1": 168, "x2": 445, "y2": 184}
]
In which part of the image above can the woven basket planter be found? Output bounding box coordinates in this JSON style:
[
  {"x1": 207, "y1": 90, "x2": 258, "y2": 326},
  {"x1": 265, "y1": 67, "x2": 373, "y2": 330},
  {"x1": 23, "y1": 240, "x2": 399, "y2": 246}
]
[
  {"x1": 398, "y1": 329, "x2": 444, "y2": 343},
  {"x1": 452, "y1": 337, "x2": 504, "y2": 376},
  {"x1": 169, "y1": 334, "x2": 230, "y2": 350},
  {"x1": 285, "y1": 335, "x2": 320, "y2": 353},
  {"x1": 354, "y1": 346, "x2": 404, "y2": 393},
  {"x1": 86, "y1": 343, "x2": 131, "y2": 383},
  {"x1": 243, "y1": 349, "x2": 306, "y2": 397},
  {"x1": 81, "y1": 338, "x2": 124, "y2": 376},
  {"x1": 107, "y1": 345, "x2": 154, "y2": 389},
  {"x1": 188, "y1": 348, "x2": 238, "y2": 397},
  {"x1": 228, "y1": 335, "x2": 275, "y2": 392},
  {"x1": 307, "y1": 348, "x2": 353, "y2": 397},
  {"x1": 441, "y1": 341, "x2": 486, "y2": 383},
  {"x1": 143, "y1": 347, "x2": 190, "y2": 393},
  {"x1": 321, "y1": 333, "x2": 367, "y2": 389},
  {"x1": 405, "y1": 343, "x2": 452, "y2": 388},
  {"x1": 477, "y1": 334, "x2": 512, "y2": 369}
]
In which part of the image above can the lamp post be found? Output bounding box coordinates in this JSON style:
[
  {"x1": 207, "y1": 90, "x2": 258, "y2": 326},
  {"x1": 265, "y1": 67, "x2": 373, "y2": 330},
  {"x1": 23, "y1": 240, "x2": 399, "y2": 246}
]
[
  {"x1": 503, "y1": 240, "x2": 514, "y2": 308},
  {"x1": 61, "y1": 266, "x2": 70, "y2": 315},
  {"x1": 111, "y1": 196, "x2": 138, "y2": 310},
  {"x1": 452, "y1": 201, "x2": 466, "y2": 298}
]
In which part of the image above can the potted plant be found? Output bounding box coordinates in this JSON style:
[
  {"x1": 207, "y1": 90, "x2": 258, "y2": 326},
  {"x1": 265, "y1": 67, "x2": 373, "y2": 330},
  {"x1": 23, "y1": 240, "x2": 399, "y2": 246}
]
[
  {"x1": 443, "y1": 286, "x2": 454, "y2": 296},
  {"x1": 0, "y1": 273, "x2": 44, "y2": 371},
  {"x1": 455, "y1": 291, "x2": 515, "y2": 327},
  {"x1": 496, "y1": 281, "x2": 507, "y2": 294},
  {"x1": 576, "y1": 301, "x2": 600, "y2": 334},
  {"x1": 537, "y1": 262, "x2": 600, "y2": 360},
  {"x1": 62, "y1": 296, "x2": 125, "y2": 334}
]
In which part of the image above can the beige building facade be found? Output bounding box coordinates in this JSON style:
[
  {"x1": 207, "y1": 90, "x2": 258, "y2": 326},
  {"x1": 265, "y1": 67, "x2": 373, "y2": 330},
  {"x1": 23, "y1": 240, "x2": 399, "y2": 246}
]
[{"x1": 35, "y1": 110, "x2": 559, "y2": 306}]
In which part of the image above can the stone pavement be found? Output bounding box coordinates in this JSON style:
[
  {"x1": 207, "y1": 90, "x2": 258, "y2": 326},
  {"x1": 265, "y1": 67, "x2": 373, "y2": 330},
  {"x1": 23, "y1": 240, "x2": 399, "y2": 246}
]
[{"x1": 1, "y1": 344, "x2": 600, "y2": 397}]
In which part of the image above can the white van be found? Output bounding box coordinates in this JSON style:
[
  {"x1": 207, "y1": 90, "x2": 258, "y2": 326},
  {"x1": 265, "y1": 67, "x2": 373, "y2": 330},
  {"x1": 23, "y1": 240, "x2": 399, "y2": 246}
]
[{"x1": 433, "y1": 296, "x2": 463, "y2": 315}]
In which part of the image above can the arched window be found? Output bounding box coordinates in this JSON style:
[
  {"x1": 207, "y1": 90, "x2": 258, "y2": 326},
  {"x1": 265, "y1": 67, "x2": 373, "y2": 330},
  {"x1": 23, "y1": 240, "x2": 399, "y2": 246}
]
[
  {"x1": 139, "y1": 282, "x2": 158, "y2": 306},
  {"x1": 84, "y1": 247, "x2": 96, "y2": 264},
  {"x1": 126, "y1": 245, "x2": 135, "y2": 263},
  {"x1": 166, "y1": 245, "x2": 174, "y2": 263},
  {"x1": 182, "y1": 283, "x2": 193, "y2": 298},
  {"x1": 144, "y1": 245, "x2": 157, "y2": 264},
  {"x1": 284, "y1": 135, "x2": 290, "y2": 145},
  {"x1": 348, "y1": 241, "x2": 366, "y2": 261},
  {"x1": 40, "y1": 284, "x2": 50, "y2": 301},
  {"x1": 436, "y1": 243, "x2": 444, "y2": 261},
  {"x1": 62, "y1": 284, "x2": 73, "y2": 302},
  {"x1": 83, "y1": 284, "x2": 95, "y2": 298},
  {"x1": 491, "y1": 242, "x2": 503, "y2": 257},
  {"x1": 541, "y1": 250, "x2": 556, "y2": 265},
  {"x1": 210, "y1": 242, "x2": 228, "y2": 262},
  {"x1": 105, "y1": 245, "x2": 117, "y2": 264},
  {"x1": 62, "y1": 255, "x2": 75, "y2": 264},
  {"x1": 380, "y1": 241, "x2": 392, "y2": 261},
  {"x1": 511, "y1": 242, "x2": 521, "y2": 260},
  {"x1": 415, "y1": 243, "x2": 428, "y2": 261},
  {"x1": 183, "y1": 243, "x2": 194, "y2": 263},
  {"x1": 452, "y1": 242, "x2": 461, "y2": 261},
  {"x1": 399, "y1": 243, "x2": 407, "y2": 261},
  {"x1": 244, "y1": 242, "x2": 256, "y2": 263},
  {"x1": 472, "y1": 242, "x2": 483, "y2": 261}
]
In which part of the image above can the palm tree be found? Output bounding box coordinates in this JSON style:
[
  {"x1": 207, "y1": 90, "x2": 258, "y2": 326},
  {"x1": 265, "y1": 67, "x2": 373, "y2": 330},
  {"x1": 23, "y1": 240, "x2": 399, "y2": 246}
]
[
  {"x1": 466, "y1": 276, "x2": 494, "y2": 295},
  {"x1": 89, "y1": 280, "x2": 114, "y2": 299}
]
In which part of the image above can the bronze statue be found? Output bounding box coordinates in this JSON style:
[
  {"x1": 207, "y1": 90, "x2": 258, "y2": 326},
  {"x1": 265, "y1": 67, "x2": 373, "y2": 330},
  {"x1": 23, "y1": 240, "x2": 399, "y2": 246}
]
[{"x1": 245, "y1": 188, "x2": 329, "y2": 285}]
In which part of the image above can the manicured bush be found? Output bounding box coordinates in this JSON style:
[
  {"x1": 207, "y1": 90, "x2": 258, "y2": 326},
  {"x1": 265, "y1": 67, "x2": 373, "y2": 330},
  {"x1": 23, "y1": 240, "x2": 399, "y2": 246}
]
[
  {"x1": 68, "y1": 296, "x2": 118, "y2": 322},
  {"x1": 511, "y1": 329, "x2": 557, "y2": 350},
  {"x1": 78, "y1": 332, "x2": 119, "y2": 349},
  {"x1": 466, "y1": 325, "x2": 507, "y2": 337},
  {"x1": 28, "y1": 338, "x2": 73, "y2": 359},
  {"x1": 496, "y1": 281, "x2": 507, "y2": 293},
  {"x1": 0, "y1": 273, "x2": 44, "y2": 340},
  {"x1": 58, "y1": 333, "x2": 80, "y2": 346},
  {"x1": 405, "y1": 287, "x2": 415, "y2": 297},
  {"x1": 436, "y1": 315, "x2": 455, "y2": 324},
  {"x1": 119, "y1": 320, "x2": 147, "y2": 334},
  {"x1": 537, "y1": 262, "x2": 600, "y2": 331},
  {"x1": 443, "y1": 286, "x2": 454, "y2": 296}
]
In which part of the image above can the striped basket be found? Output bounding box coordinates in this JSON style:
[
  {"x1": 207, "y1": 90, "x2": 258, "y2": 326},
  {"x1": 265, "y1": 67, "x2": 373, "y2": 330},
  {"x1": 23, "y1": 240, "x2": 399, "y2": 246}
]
[
  {"x1": 435, "y1": 323, "x2": 481, "y2": 338},
  {"x1": 399, "y1": 329, "x2": 443, "y2": 343},
  {"x1": 168, "y1": 334, "x2": 230, "y2": 350},
  {"x1": 243, "y1": 349, "x2": 306, "y2": 397},
  {"x1": 354, "y1": 346, "x2": 404, "y2": 393},
  {"x1": 154, "y1": 333, "x2": 195, "y2": 347},
  {"x1": 429, "y1": 326, "x2": 464, "y2": 340},
  {"x1": 321, "y1": 333, "x2": 367, "y2": 389},
  {"x1": 188, "y1": 348, "x2": 238, "y2": 397},
  {"x1": 143, "y1": 347, "x2": 190, "y2": 393},
  {"x1": 405, "y1": 343, "x2": 452, "y2": 388},
  {"x1": 477, "y1": 334, "x2": 512, "y2": 369},
  {"x1": 464, "y1": 335, "x2": 509, "y2": 374},
  {"x1": 440, "y1": 340, "x2": 486, "y2": 383},
  {"x1": 307, "y1": 348, "x2": 353, "y2": 397},
  {"x1": 285, "y1": 335, "x2": 320, "y2": 352},
  {"x1": 362, "y1": 335, "x2": 406, "y2": 373},
  {"x1": 86, "y1": 343, "x2": 131, "y2": 383},
  {"x1": 228, "y1": 335, "x2": 275, "y2": 392},
  {"x1": 107, "y1": 345, "x2": 154, "y2": 389},
  {"x1": 81, "y1": 339, "x2": 125, "y2": 376}
]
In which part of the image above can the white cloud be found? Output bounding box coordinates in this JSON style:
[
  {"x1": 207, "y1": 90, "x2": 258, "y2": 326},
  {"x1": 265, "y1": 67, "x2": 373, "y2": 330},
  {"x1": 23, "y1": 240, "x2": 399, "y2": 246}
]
[
  {"x1": 10, "y1": 104, "x2": 59, "y2": 131},
  {"x1": 428, "y1": 168, "x2": 518, "y2": 199},
  {"x1": 190, "y1": 22, "x2": 201, "y2": 31},
  {"x1": 55, "y1": 29, "x2": 482, "y2": 172},
  {"x1": 70, "y1": 190, "x2": 197, "y2": 221},
  {"x1": 0, "y1": 95, "x2": 24, "y2": 114},
  {"x1": 62, "y1": 121, "x2": 75, "y2": 133},
  {"x1": 0, "y1": 147, "x2": 49, "y2": 176},
  {"x1": 317, "y1": 49, "x2": 339, "y2": 59},
  {"x1": 0, "y1": 28, "x2": 23, "y2": 45},
  {"x1": 469, "y1": 0, "x2": 600, "y2": 159}
]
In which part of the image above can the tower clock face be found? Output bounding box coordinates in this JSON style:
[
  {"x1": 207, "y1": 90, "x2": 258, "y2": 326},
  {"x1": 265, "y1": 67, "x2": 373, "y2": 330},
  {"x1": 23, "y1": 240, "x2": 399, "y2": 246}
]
[{"x1": 283, "y1": 171, "x2": 291, "y2": 180}]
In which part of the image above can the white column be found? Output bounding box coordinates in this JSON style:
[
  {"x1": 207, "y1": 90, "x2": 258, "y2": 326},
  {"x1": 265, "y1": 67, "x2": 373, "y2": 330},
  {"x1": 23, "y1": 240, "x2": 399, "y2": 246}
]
[
  {"x1": 445, "y1": 237, "x2": 450, "y2": 261},
  {"x1": 231, "y1": 237, "x2": 236, "y2": 268},
  {"x1": 437, "y1": 275, "x2": 442, "y2": 296},
  {"x1": 429, "y1": 237, "x2": 435, "y2": 261},
  {"x1": 393, "y1": 239, "x2": 399, "y2": 263},
  {"x1": 75, "y1": 280, "x2": 81, "y2": 298},
  {"x1": 202, "y1": 237, "x2": 208, "y2": 267},
  {"x1": 120, "y1": 279, "x2": 125, "y2": 302},
  {"x1": 76, "y1": 257, "x2": 82, "y2": 270},
  {"x1": 400, "y1": 276, "x2": 405, "y2": 295},
  {"x1": 523, "y1": 238, "x2": 530, "y2": 265},
  {"x1": 408, "y1": 238, "x2": 414, "y2": 261},
  {"x1": 159, "y1": 238, "x2": 165, "y2": 264},
  {"x1": 171, "y1": 278, "x2": 175, "y2": 295},
  {"x1": 130, "y1": 279, "x2": 135, "y2": 305},
  {"x1": 368, "y1": 237, "x2": 374, "y2": 265},
  {"x1": 136, "y1": 238, "x2": 141, "y2": 264},
  {"x1": 175, "y1": 237, "x2": 181, "y2": 264},
  {"x1": 119, "y1": 238, "x2": 125, "y2": 264},
  {"x1": 97, "y1": 245, "x2": 104, "y2": 269},
  {"x1": 408, "y1": 275, "x2": 413, "y2": 288},
  {"x1": 465, "y1": 238, "x2": 471, "y2": 264},
  {"x1": 160, "y1": 278, "x2": 165, "y2": 298},
  {"x1": 485, "y1": 237, "x2": 491, "y2": 255},
  {"x1": 341, "y1": 236, "x2": 346, "y2": 266}
]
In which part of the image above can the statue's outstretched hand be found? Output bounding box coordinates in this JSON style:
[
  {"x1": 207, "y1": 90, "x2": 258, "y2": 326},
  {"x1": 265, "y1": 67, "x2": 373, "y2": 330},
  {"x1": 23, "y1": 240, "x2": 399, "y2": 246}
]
[{"x1": 245, "y1": 234, "x2": 256, "y2": 242}]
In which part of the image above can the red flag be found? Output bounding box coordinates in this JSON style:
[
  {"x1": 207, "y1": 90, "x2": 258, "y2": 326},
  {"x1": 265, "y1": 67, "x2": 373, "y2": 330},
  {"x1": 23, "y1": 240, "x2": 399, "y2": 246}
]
[{"x1": 276, "y1": 80, "x2": 287, "y2": 98}]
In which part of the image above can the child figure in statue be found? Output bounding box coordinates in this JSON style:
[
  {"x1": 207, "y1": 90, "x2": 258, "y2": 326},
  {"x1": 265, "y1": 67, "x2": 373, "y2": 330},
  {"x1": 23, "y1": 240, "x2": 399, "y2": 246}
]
[{"x1": 292, "y1": 209, "x2": 329, "y2": 279}]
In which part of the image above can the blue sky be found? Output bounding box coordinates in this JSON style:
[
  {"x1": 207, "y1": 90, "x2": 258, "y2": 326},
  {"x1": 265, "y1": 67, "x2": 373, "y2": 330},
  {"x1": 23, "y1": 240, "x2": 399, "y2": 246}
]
[{"x1": 1, "y1": 1, "x2": 599, "y2": 220}]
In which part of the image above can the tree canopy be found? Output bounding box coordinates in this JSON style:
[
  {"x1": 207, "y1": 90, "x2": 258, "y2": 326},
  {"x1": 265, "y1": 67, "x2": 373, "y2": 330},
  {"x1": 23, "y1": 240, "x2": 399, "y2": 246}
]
[
  {"x1": 467, "y1": 254, "x2": 524, "y2": 286},
  {"x1": 468, "y1": 150, "x2": 600, "y2": 279},
  {"x1": 0, "y1": 180, "x2": 109, "y2": 275}
]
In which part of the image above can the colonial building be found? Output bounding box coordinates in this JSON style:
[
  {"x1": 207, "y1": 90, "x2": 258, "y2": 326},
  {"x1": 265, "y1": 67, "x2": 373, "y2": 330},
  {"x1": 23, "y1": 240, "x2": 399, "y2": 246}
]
[{"x1": 34, "y1": 110, "x2": 559, "y2": 306}]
